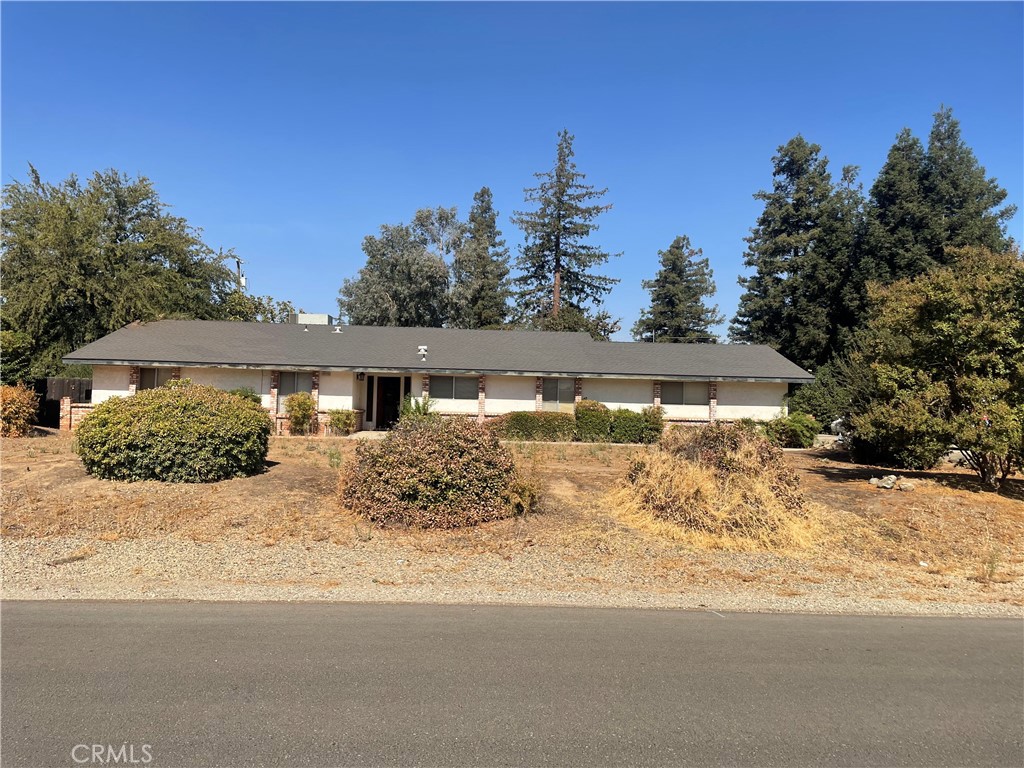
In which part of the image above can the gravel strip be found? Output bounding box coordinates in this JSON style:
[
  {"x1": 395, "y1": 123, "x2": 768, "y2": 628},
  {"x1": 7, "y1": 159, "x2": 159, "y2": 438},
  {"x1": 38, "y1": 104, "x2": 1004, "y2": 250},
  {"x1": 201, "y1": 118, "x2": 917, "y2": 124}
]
[{"x1": 4, "y1": 536, "x2": 1021, "y2": 617}]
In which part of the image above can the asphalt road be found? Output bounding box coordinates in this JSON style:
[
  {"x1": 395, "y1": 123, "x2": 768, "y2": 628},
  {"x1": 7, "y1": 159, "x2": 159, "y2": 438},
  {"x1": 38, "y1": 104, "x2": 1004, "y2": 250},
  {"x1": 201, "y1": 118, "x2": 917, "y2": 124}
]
[{"x1": 1, "y1": 602, "x2": 1021, "y2": 768}]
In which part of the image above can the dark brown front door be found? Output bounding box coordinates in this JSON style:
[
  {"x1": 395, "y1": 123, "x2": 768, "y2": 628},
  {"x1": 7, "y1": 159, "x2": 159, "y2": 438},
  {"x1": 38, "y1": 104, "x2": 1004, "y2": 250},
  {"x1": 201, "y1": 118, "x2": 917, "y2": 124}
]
[{"x1": 376, "y1": 376, "x2": 402, "y2": 429}]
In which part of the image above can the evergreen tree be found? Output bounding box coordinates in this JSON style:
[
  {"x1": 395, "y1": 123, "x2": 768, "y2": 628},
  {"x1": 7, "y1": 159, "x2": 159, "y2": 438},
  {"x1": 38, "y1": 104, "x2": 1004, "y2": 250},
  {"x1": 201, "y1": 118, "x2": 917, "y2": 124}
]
[
  {"x1": 864, "y1": 109, "x2": 1015, "y2": 291},
  {"x1": 1, "y1": 166, "x2": 235, "y2": 377},
  {"x1": 632, "y1": 235, "x2": 723, "y2": 343},
  {"x1": 730, "y1": 136, "x2": 861, "y2": 370},
  {"x1": 862, "y1": 128, "x2": 933, "y2": 284},
  {"x1": 922, "y1": 106, "x2": 1016, "y2": 259},
  {"x1": 337, "y1": 223, "x2": 449, "y2": 327},
  {"x1": 450, "y1": 187, "x2": 511, "y2": 329},
  {"x1": 511, "y1": 130, "x2": 620, "y2": 323}
]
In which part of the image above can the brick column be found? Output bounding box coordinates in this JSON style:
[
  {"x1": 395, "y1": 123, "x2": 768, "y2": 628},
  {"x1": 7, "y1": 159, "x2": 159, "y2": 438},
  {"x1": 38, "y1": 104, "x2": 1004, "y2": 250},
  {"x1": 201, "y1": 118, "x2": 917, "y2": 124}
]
[
  {"x1": 574, "y1": 377, "x2": 583, "y2": 403},
  {"x1": 269, "y1": 371, "x2": 280, "y2": 417},
  {"x1": 708, "y1": 381, "x2": 718, "y2": 421},
  {"x1": 653, "y1": 381, "x2": 662, "y2": 408},
  {"x1": 170, "y1": 367, "x2": 181, "y2": 381},
  {"x1": 421, "y1": 374, "x2": 430, "y2": 399},
  {"x1": 60, "y1": 396, "x2": 72, "y2": 431},
  {"x1": 477, "y1": 375, "x2": 487, "y2": 423},
  {"x1": 535, "y1": 377, "x2": 544, "y2": 412},
  {"x1": 311, "y1": 371, "x2": 321, "y2": 433},
  {"x1": 128, "y1": 366, "x2": 140, "y2": 395}
]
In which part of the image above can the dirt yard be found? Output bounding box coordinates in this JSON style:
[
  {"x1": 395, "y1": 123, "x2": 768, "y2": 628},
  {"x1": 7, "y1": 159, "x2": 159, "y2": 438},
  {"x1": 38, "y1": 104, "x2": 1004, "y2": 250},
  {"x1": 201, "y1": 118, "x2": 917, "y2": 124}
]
[{"x1": 2, "y1": 432, "x2": 1022, "y2": 615}]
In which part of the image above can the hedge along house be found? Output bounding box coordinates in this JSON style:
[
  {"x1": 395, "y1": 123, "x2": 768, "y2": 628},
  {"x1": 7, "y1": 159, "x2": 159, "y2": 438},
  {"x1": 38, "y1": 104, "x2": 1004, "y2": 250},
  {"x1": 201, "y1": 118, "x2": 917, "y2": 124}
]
[{"x1": 61, "y1": 317, "x2": 813, "y2": 434}]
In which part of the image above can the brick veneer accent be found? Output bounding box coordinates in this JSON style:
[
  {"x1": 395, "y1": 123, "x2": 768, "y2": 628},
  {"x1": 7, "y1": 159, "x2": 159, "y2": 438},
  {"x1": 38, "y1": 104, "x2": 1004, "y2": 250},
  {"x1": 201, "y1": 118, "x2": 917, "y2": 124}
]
[
  {"x1": 170, "y1": 367, "x2": 181, "y2": 381},
  {"x1": 269, "y1": 371, "x2": 280, "y2": 417},
  {"x1": 421, "y1": 374, "x2": 430, "y2": 398},
  {"x1": 534, "y1": 377, "x2": 544, "y2": 412},
  {"x1": 708, "y1": 381, "x2": 718, "y2": 421},
  {"x1": 128, "y1": 365, "x2": 140, "y2": 395},
  {"x1": 574, "y1": 377, "x2": 583, "y2": 403},
  {"x1": 60, "y1": 396, "x2": 72, "y2": 431},
  {"x1": 477, "y1": 375, "x2": 487, "y2": 423},
  {"x1": 59, "y1": 396, "x2": 95, "y2": 431},
  {"x1": 310, "y1": 371, "x2": 321, "y2": 434},
  {"x1": 653, "y1": 381, "x2": 662, "y2": 408}
]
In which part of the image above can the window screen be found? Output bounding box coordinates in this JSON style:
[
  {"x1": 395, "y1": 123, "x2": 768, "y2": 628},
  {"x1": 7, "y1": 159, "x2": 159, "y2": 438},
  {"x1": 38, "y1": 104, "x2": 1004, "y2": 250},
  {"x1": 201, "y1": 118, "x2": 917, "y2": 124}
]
[
  {"x1": 429, "y1": 376, "x2": 477, "y2": 400},
  {"x1": 661, "y1": 382, "x2": 710, "y2": 406},
  {"x1": 542, "y1": 378, "x2": 574, "y2": 412},
  {"x1": 138, "y1": 367, "x2": 172, "y2": 390}
]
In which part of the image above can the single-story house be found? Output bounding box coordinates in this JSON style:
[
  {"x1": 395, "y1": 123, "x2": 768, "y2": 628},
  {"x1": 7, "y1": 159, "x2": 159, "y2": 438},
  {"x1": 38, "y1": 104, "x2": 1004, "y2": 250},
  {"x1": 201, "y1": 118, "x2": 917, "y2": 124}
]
[{"x1": 61, "y1": 318, "x2": 813, "y2": 433}]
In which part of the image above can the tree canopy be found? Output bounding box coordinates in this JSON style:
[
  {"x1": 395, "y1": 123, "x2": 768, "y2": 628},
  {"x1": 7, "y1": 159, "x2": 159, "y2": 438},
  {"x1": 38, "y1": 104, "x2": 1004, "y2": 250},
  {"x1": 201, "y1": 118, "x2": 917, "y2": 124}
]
[
  {"x1": 632, "y1": 235, "x2": 723, "y2": 343},
  {"x1": 848, "y1": 247, "x2": 1023, "y2": 487},
  {"x1": 1, "y1": 166, "x2": 240, "y2": 378},
  {"x1": 337, "y1": 221, "x2": 450, "y2": 327}
]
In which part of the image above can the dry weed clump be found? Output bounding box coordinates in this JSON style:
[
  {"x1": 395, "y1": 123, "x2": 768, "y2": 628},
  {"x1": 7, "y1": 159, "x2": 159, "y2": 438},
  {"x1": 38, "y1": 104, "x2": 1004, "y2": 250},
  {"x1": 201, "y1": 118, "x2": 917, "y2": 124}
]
[{"x1": 615, "y1": 422, "x2": 814, "y2": 550}]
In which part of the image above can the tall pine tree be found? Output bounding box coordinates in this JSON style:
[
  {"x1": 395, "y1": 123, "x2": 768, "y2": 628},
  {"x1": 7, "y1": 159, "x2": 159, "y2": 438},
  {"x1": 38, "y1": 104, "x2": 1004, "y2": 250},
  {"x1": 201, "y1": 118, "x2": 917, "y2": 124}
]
[
  {"x1": 729, "y1": 136, "x2": 863, "y2": 370},
  {"x1": 632, "y1": 235, "x2": 723, "y2": 343},
  {"x1": 511, "y1": 130, "x2": 620, "y2": 324},
  {"x1": 450, "y1": 187, "x2": 511, "y2": 329},
  {"x1": 922, "y1": 106, "x2": 1016, "y2": 259},
  {"x1": 861, "y1": 107, "x2": 1015, "y2": 298}
]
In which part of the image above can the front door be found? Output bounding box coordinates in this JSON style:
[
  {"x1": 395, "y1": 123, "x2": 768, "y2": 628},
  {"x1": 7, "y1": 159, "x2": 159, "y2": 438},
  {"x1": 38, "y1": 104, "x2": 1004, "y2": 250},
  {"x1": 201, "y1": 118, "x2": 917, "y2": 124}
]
[{"x1": 376, "y1": 376, "x2": 402, "y2": 429}]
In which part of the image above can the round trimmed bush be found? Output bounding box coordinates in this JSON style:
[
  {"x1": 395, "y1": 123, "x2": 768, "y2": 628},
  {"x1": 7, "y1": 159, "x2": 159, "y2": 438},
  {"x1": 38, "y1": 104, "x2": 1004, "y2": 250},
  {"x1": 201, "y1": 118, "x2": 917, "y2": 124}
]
[
  {"x1": 1, "y1": 383, "x2": 39, "y2": 437},
  {"x1": 75, "y1": 382, "x2": 272, "y2": 482},
  {"x1": 763, "y1": 412, "x2": 821, "y2": 449},
  {"x1": 341, "y1": 417, "x2": 535, "y2": 528}
]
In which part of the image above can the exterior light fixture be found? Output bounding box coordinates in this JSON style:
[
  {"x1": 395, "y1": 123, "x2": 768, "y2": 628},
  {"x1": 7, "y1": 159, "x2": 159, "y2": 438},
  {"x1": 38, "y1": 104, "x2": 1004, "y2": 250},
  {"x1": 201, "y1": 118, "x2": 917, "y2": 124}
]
[{"x1": 356, "y1": 372, "x2": 365, "y2": 381}]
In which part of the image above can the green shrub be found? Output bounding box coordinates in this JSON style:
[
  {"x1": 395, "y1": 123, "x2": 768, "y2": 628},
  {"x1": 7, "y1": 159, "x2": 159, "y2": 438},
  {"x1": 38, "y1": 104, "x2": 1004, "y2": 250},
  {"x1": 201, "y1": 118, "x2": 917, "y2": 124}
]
[
  {"x1": 399, "y1": 394, "x2": 437, "y2": 425},
  {"x1": 609, "y1": 407, "x2": 663, "y2": 444},
  {"x1": 849, "y1": 397, "x2": 950, "y2": 470},
  {"x1": 763, "y1": 412, "x2": 821, "y2": 449},
  {"x1": 489, "y1": 411, "x2": 576, "y2": 441},
  {"x1": 228, "y1": 387, "x2": 262, "y2": 404},
  {"x1": 285, "y1": 391, "x2": 317, "y2": 435},
  {"x1": 327, "y1": 409, "x2": 358, "y2": 435},
  {"x1": 75, "y1": 382, "x2": 272, "y2": 482},
  {"x1": 574, "y1": 399, "x2": 611, "y2": 441},
  {"x1": 341, "y1": 416, "x2": 535, "y2": 528},
  {"x1": 1, "y1": 383, "x2": 38, "y2": 437}
]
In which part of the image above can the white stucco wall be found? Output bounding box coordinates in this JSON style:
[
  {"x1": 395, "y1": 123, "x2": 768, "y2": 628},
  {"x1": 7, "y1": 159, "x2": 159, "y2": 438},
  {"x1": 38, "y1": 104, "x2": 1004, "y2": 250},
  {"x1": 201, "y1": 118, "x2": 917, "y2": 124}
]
[
  {"x1": 483, "y1": 375, "x2": 535, "y2": 414},
  {"x1": 581, "y1": 378, "x2": 654, "y2": 412},
  {"x1": 661, "y1": 403, "x2": 711, "y2": 421},
  {"x1": 91, "y1": 365, "x2": 131, "y2": 404},
  {"x1": 318, "y1": 371, "x2": 355, "y2": 411},
  {"x1": 715, "y1": 381, "x2": 788, "y2": 420}
]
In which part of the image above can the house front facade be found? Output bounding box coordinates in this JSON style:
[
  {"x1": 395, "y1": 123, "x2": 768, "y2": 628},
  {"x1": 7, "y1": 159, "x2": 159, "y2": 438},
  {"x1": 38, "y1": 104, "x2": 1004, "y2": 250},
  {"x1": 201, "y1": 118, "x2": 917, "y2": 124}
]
[{"x1": 63, "y1": 318, "x2": 813, "y2": 433}]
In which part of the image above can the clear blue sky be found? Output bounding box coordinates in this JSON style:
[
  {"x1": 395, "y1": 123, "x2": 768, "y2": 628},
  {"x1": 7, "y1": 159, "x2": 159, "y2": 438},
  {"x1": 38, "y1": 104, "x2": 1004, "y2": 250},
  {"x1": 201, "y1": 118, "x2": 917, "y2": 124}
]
[{"x1": 3, "y1": 2, "x2": 1022, "y2": 340}]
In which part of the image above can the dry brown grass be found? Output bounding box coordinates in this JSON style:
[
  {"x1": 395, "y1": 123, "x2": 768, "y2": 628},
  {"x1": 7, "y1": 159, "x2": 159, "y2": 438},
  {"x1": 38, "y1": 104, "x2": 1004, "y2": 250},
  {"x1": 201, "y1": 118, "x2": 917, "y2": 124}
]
[
  {"x1": 2, "y1": 433, "x2": 1023, "y2": 601},
  {"x1": 614, "y1": 435, "x2": 817, "y2": 551}
]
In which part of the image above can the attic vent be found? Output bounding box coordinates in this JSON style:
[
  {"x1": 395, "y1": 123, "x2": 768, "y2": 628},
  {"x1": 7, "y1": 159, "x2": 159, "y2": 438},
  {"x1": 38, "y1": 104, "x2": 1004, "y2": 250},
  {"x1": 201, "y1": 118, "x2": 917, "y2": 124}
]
[{"x1": 418, "y1": 345, "x2": 428, "y2": 362}]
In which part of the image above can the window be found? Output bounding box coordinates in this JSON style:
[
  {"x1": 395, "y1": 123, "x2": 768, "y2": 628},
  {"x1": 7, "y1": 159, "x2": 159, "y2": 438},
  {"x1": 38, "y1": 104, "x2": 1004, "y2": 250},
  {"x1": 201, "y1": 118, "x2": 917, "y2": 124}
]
[
  {"x1": 542, "y1": 378, "x2": 574, "y2": 412},
  {"x1": 278, "y1": 371, "x2": 313, "y2": 412},
  {"x1": 138, "y1": 367, "x2": 173, "y2": 390},
  {"x1": 430, "y1": 375, "x2": 478, "y2": 400},
  {"x1": 661, "y1": 381, "x2": 709, "y2": 406}
]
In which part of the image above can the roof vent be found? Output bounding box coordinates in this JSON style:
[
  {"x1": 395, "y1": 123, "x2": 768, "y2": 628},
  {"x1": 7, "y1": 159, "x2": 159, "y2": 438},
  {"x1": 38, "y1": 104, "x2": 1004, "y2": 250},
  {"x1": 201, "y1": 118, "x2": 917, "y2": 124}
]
[
  {"x1": 333, "y1": 327, "x2": 343, "y2": 334},
  {"x1": 418, "y1": 345, "x2": 428, "y2": 362},
  {"x1": 303, "y1": 326, "x2": 309, "y2": 332}
]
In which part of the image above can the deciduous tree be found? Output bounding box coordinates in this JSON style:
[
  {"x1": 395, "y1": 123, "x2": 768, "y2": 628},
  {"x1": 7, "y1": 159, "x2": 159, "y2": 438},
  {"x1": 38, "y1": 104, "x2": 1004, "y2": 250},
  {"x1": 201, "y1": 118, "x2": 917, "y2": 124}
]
[{"x1": 1, "y1": 166, "x2": 235, "y2": 377}]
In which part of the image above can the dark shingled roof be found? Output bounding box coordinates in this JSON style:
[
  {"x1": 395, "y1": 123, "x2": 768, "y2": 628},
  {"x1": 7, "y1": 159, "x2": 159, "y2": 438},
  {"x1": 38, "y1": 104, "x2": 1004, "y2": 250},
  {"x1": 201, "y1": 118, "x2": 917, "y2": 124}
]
[{"x1": 64, "y1": 320, "x2": 813, "y2": 382}]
